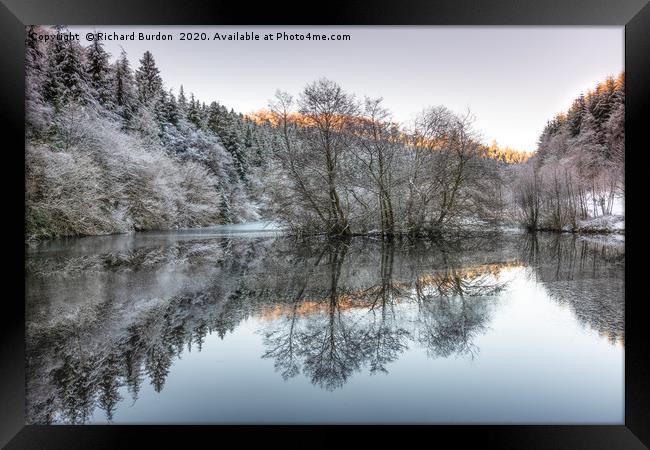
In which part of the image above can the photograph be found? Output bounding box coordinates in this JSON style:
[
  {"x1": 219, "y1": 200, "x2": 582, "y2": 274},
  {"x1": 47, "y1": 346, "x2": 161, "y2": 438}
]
[{"x1": 22, "y1": 25, "x2": 627, "y2": 426}]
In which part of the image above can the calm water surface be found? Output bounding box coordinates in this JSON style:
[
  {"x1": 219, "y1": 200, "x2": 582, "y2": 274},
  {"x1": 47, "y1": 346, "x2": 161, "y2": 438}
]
[{"x1": 25, "y1": 223, "x2": 624, "y2": 424}]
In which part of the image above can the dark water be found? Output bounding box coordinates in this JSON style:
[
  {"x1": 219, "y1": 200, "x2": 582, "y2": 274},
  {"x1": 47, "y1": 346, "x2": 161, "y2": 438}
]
[{"x1": 25, "y1": 224, "x2": 624, "y2": 424}]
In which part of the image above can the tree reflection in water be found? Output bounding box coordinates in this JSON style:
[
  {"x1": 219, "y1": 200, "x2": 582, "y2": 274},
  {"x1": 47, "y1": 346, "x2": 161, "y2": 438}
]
[
  {"x1": 25, "y1": 231, "x2": 624, "y2": 423},
  {"x1": 261, "y1": 238, "x2": 507, "y2": 390},
  {"x1": 520, "y1": 233, "x2": 625, "y2": 344}
]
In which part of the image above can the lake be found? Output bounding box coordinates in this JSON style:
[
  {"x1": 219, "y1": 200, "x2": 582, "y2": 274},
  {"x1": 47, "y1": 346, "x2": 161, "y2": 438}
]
[{"x1": 25, "y1": 223, "x2": 625, "y2": 424}]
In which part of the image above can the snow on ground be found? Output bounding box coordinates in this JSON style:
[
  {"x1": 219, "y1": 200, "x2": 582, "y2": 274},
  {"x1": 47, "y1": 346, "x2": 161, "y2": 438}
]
[
  {"x1": 612, "y1": 196, "x2": 625, "y2": 216},
  {"x1": 577, "y1": 215, "x2": 625, "y2": 233}
]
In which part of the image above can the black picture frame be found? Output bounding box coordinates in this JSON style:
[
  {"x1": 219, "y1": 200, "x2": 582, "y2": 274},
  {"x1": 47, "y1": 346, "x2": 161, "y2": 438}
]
[{"x1": 1, "y1": 1, "x2": 647, "y2": 448}]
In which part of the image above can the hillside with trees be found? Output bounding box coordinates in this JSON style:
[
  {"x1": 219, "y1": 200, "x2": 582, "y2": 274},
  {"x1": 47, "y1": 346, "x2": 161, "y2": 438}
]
[
  {"x1": 25, "y1": 26, "x2": 620, "y2": 240},
  {"x1": 512, "y1": 74, "x2": 624, "y2": 232},
  {"x1": 25, "y1": 26, "x2": 274, "y2": 239}
]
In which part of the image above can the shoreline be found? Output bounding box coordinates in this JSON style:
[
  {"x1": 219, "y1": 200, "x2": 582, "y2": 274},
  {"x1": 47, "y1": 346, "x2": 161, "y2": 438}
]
[{"x1": 25, "y1": 221, "x2": 625, "y2": 244}]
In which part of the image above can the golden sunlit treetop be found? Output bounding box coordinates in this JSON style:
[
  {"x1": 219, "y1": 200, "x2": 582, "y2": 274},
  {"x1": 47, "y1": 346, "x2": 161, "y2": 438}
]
[{"x1": 246, "y1": 110, "x2": 532, "y2": 164}]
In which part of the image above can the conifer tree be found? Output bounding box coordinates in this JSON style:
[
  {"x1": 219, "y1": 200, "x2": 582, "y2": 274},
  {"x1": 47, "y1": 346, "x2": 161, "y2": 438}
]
[
  {"x1": 177, "y1": 85, "x2": 187, "y2": 117},
  {"x1": 43, "y1": 26, "x2": 88, "y2": 109},
  {"x1": 26, "y1": 25, "x2": 50, "y2": 135},
  {"x1": 25, "y1": 25, "x2": 44, "y2": 75},
  {"x1": 187, "y1": 93, "x2": 201, "y2": 126},
  {"x1": 135, "y1": 51, "x2": 163, "y2": 106},
  {"x1": 85, "y1": 38, "x2": 112, "y2": 106},
  {"x1": 566, "y1": 94, "x2": 586, "y2": 137},
  {"x1": 164, "y1": 89, "x2": 180, "y2": 125}
]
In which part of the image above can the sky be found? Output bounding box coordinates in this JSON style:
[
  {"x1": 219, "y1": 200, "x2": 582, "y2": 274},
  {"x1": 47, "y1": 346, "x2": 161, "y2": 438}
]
[{"x1": 69, "y1": 26, "x2": 624, "y2": 152}]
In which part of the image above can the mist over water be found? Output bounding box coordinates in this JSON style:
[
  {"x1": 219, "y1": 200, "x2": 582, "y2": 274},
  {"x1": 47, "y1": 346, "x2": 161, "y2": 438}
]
[{"x1": 25, "y1": 224, "x2": 624, "y2": 424}]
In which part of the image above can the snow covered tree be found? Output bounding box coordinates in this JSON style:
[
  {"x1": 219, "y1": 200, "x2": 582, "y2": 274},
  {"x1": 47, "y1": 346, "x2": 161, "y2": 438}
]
[
  {"x1": 566, "y1": 94, "x2": 586, "y2": 137},
  {"x1": 112, "y1": 49, "x2": 137, "y2": 121},
  {"x1": 349, "y1": 97, "x2": 400, "y2": 235},
  {"x1": 25, "y1": 26, "x2": 44, "y2": 74},
  {"x1": 42, "y1": 26, "x2": 88, "y2": 109},
  {"x1": 25, "y1": 25, "x2": 51, "y2": 136},
  {"x1": 605, "y1": 100, "x2": 624, "y2": 179},
  {"x1": 220, "y1": 115, "x2": 248, "y2": 181},
  {"x1": 85, "y1": 38, "x2": 112, "y2": 106},
  {"x1": 207, "y1": 102, "x2": 227, "y2": 135},
  {"x1": 135, "y1": 51, "x2": 163, "y2": 107},
  {"x1": 130, "y1": 105, "x2": 161, "y2": 150},
  {"x1": 187, "y1": 93, "x2": 201, "y2": 127},
  {"x1": 161, "y1": 89, "x2": 180, "y2": 126},
  {"x1": 177, "y1": 85, "x2": 188, "y2": 117},
  {"x1": 297, "y1": 78, "x2": 358, "y2": 235}
]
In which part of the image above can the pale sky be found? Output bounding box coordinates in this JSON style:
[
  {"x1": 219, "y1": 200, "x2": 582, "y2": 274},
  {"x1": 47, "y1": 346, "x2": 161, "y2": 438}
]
[{"x1": 69, "y1": 26, "x2": 624, "y2": 152}]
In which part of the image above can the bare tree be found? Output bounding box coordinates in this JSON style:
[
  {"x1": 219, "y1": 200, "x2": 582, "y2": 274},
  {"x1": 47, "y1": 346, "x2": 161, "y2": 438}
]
[
  {"x1": 406, "y1": 107, "x2": 484, "y2": 231},
  {"x1": 514, "y1": 164, "x2": 541, "y2": 230},
  {"x1": 269, "y1": 80, "x2": 359, "y2": 236},
  {"x1": 269, "y1": 90, "x2": 330, "y2": 232},
  {"x1": 267, "y1": 84, "x2": 512, "y2": 236},
  {"x1": 349, "y1": 97, "x2": 400, "y2": 236},
  {"x1": 298, "y1": 79, "x2": 358, "y2": 236}
]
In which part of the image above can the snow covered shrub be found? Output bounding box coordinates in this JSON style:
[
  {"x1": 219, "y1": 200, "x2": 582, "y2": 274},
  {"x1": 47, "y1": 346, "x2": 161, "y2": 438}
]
[
  {"x1": 176, "y1": 161, "x2": 222, "y2": 227},
  {"x1": 26, "y1": 145, "x2": 123, "y2": 238}
]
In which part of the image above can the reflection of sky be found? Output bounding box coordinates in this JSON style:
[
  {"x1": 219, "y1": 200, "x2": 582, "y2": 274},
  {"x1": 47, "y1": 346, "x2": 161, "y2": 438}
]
[
  {"x1": 103, "y1": 267, "x2": 623, "y2": 425},
  {"x1": 28, "y1": 229, "x2": 624, "y2": 425},
  {"x1": 63, "y1": 26, "x2": 624, "y2": 152}
]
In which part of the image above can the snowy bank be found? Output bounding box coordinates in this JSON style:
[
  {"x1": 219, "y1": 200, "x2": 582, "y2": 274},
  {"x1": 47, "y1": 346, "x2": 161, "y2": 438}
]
[{"x1": 576, "y1": 215, "x2": 625, "y2": 234}]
